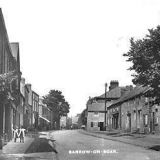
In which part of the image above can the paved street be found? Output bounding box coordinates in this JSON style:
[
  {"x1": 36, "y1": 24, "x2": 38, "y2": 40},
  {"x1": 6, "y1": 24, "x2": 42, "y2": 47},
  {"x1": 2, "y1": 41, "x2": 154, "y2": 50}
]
[
  {"x1": 0, "y1": 130, "x2": 160, "y2": 160},
  {"x1": 52, "y1": 130, "x2": 160, "y2": 160}
]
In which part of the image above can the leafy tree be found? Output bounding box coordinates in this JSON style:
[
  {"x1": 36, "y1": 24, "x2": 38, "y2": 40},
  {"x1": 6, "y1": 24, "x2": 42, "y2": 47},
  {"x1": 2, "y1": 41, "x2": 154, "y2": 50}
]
[
  {"x1": 43, "y1": 90, "x2": 70, "y2": 129},
  {"x1": 78, "y1": 109, "x2": 87, "y2": 127},
  {"x1": 123, "y1": 26, "x2": 160, "y2": 103},
  {"x1": 0, "y1": 71, "x2": 19, "y2": 104}
]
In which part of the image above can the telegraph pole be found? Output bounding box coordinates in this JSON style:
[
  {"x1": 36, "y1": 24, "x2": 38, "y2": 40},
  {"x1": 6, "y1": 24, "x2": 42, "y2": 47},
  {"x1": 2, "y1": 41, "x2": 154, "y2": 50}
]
[{"x1": 104, "y1": 83, "x2": 107, "y2": 131}]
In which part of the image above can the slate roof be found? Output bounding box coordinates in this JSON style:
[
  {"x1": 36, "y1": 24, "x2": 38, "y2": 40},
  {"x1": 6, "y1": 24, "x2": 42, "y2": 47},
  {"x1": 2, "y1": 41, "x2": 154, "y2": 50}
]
[
  {"x1": 109, "y1": 85, "x2": 150, "y2": 108},
  {"x1": 98, "y1": 87, "x2": 128, "y2": 99},
  {"x1": 0, "y1": 8, "x2": 9, "y2": 43}
]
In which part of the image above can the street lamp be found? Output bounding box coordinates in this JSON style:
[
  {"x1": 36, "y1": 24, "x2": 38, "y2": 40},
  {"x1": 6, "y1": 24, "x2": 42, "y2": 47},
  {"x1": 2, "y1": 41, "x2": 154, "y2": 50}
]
[{"x1": 104, "y1": 83, "x2": 107, "y2": 131}]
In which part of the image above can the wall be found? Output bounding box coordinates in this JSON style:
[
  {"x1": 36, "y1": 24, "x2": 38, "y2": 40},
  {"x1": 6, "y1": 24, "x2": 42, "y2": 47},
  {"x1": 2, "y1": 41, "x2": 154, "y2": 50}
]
[
  {"x1": 151, "y1": 104, "x2": 160, "y2": 133},
  {"x1": 87, "y1": 112, "x2": 105, "y2": 131},
  {"x1": 120, "y1": 96, "x2": 151, "y2": 133}
]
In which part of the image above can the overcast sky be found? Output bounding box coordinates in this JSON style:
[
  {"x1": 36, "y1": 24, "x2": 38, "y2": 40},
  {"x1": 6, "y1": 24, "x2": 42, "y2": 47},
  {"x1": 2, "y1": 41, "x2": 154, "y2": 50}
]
[{"x1": 1, "y1": 0, "x2": 160, "y2": 116}]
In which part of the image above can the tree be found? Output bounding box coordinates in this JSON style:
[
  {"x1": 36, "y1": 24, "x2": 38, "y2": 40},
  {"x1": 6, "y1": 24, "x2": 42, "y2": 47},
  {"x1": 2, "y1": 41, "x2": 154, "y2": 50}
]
[
  {"x1": 0, "y1": 71, "x2": 19, "y2": 104},
  {"x1": 123, "y1": 26, "x2": 160, "y2": 104},
  {"x1": 78, "y1": 109, "x2": 87, "y2": 127},
  {"x1": 43, "y1": 90, "x2": 70, "y2": 129}
]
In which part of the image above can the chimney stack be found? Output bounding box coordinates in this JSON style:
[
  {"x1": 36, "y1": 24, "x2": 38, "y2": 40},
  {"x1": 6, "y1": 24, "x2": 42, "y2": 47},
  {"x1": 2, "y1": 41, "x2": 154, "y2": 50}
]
[{"x1": 109, "y1": 80, "x2": 119, "y2": 91}]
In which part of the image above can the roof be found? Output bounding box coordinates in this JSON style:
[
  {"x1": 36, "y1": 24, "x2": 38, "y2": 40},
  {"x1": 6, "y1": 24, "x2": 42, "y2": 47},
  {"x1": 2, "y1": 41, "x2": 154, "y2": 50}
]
[
  {"x1": 98, "y1": 87, "x2": 127, "y2": 99},
  {"x1": 0, "y1": 8, "x2": 9, "y2": 43},
  {"x1": 0, "y1": 8, "x2": 13, "y2": 60},
  {"x1": 109, "y1": 85, "x2": 150, "y2": 107},
  {"x1": 32, "y1": 90, "x2": 39, "y2": 97}
]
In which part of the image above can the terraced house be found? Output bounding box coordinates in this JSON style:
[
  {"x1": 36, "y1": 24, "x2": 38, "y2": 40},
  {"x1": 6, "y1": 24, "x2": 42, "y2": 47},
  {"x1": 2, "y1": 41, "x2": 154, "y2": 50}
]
[
  {"x1": 108, "y1": 85, "x2": 160, "y2": 134},
  {"x1": 38, "y1": 98, "x2": 51, "y2": 131},
  {"x1": 0, "y1": 8, "x2": 22, "y2": 143}
]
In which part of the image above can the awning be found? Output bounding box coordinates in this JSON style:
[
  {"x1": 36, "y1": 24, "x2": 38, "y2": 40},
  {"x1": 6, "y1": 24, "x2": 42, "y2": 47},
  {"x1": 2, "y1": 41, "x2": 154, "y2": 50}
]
[{"x1": 39, "y1": 115, "x2": 50, "y2": 123}]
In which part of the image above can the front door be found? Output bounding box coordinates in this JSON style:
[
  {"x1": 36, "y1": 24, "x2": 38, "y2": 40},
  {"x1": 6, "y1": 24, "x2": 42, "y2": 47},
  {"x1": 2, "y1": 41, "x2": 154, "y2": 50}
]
[
  {"x1": 127, "y1": 113, "x2": 131, "y2": 132},
  {"x1": 113, "y1": 113, "x2": 119, "y2": 129}
]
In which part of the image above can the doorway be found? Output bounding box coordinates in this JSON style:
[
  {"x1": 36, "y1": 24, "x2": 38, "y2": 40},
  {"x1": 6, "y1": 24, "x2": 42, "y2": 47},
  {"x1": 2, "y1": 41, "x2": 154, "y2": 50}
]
[
  {"x1": 99, "y1": 122, "x2": 104, "y2": 131},
  {"x1": 113, "y1": 113, "x2": 119, "y2": 129},
  {"x1": 151, "y1": 112, "x2": 155, "y2": 132},
  {"x1": 127, "y1": 113, "x2": 131, "y2": 132}
]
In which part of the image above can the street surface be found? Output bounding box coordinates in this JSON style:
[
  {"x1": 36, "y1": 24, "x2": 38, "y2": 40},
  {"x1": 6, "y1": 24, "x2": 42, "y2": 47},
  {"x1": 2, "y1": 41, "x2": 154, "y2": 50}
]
[
  {"x1": 0, "y1": 130, "x2": 160, "y2": 160},
  {"x1": 51, "y1": 130, "x2": 160, "y2": 160}
]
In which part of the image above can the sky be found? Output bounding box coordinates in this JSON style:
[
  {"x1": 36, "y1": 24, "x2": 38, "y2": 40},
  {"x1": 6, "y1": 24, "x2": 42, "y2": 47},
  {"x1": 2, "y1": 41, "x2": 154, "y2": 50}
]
[{"x1": 1, "y1": 0, "x2": 160, "y2": 116}]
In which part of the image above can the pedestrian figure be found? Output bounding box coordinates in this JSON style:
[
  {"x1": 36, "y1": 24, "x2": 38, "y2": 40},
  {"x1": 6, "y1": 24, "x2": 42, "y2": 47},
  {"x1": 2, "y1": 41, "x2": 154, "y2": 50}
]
[
  {"x1": 18, "y1": 126, "x2": 26, "y2": 143},
  {"x1": 12, "y1": 126, "x2": 19, "y2": 142}
]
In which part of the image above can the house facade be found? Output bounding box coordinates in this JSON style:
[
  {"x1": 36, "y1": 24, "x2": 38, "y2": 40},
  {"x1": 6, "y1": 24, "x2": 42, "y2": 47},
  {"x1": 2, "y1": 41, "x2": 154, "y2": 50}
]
[
  {"x1": 87, "y1": 99, "x2": 107, "y2": 131},
  {"x1": 25, "y1": 84, "x2": 32, "y2": 127},
  {"x1": 23, "y1": 82, "x2": 32, "y2": 129},
  {"x1": 87, "y1": 81, "x2": 132, "y2": 131},
  {"x1": 0, "y1": 9, "x2": 21, "y2": 143},
  {"x1": 108, "y1": 85, "x2": 160, "y2": 134},
  {"x1": 38, "y1": 98, "x2": 51, "y2": 130},
  {"x1": 32, "y1": 91, "x2": 39, "y2": 129}
]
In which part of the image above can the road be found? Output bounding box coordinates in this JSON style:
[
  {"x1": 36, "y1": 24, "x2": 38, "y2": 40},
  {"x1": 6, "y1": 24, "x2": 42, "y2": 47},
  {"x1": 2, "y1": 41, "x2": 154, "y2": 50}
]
[
  {"x1": 52, "y1": 130, "x2": 160, "y2": 160},
  {"x1": 1, "y1": 130, "x2": 160, "y2": 160}
]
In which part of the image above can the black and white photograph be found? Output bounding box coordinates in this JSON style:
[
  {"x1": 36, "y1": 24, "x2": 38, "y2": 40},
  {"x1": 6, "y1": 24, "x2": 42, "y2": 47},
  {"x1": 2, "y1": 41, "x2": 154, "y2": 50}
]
[{"x1": 0, "y1": 0, "x2": 160, "y2": 159}]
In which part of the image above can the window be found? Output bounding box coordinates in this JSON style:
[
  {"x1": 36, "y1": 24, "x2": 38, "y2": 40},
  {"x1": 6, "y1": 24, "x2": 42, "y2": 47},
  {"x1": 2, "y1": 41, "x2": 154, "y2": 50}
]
[
  {"x1": 144, "y1": 114, "x2": 148, "y2": 126},
  {"x1": 94, "y1": 112, "x2": 98, "y2": 116},
  {"x1": 134, "y1": 111, "x2": 136, "y2": 121},
  {"x1": 155, "y1": 117, "x2": 159, "y2": 124},
  {"x1": 107, "y1": 118, "x2": 110, "y2": 125},
  {"x1": 91, "y1": 122, "x2": 93, "y2": 127}
]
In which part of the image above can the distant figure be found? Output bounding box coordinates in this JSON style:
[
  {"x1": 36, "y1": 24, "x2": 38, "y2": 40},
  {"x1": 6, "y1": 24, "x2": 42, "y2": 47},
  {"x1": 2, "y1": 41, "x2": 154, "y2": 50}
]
[
  {"x1": 18, "y1": 126, "x2": 26, "y2": 143},
  {"x1": 12, "y1": 126, "x2": 19, "y2": 142}
]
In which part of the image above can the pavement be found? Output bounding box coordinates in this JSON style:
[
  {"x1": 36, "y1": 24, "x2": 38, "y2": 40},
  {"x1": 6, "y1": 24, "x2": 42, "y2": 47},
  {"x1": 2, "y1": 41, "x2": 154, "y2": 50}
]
[
  {"x1": 0, "y1": 131, "x2": 57, "y2": 159},
  {"x1": 79, "y1": 129, "x2": 160, "y2": 149},
  {"x1": 1, "y1": 132, "x2": 38, "y2": 155}
]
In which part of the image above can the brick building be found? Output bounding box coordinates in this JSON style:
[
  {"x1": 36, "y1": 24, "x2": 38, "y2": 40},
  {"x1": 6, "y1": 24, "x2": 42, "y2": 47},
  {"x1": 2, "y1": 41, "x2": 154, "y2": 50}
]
[
  {"x1": 32, "y1": 91, "x2": 39, "y2": 129},
  {"x1": 86, "y1": 81, "x2": 131, "y2": 131},
  {"x1": 108, "y1": 85, "x2": 160, "y2": 134},
  {"x1": 25, "y1": 84, "x2": 32, "y2": 127},
  {"x1": 38, "y1": 98, "x2": 51, "y2": 130},
  {"x1": 0, "y1": 8, "x2": 21, "y2": 142}
]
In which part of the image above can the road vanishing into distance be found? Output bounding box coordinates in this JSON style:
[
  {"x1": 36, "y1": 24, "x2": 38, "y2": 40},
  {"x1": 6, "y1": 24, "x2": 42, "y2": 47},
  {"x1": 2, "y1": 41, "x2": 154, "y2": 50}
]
[{"x1": 1, "y1": 130, "x2": 160, "y2": 160}]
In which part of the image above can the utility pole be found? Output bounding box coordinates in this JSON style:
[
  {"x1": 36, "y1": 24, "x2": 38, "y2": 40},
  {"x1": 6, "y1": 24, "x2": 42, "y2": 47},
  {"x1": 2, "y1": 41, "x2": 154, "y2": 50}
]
[{"x1": 104, "y1": 83, "x2": 107, "y2": 131}]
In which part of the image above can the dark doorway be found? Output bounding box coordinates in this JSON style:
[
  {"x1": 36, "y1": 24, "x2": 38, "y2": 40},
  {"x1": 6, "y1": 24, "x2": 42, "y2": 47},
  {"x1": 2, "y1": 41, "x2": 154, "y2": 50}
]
[
  {"x1": 99, "y1": 122, "x2": 104, "y2": 131},
  {"x1": 127, "y1": 113, "x2": 131, "y2": 132},
  {"x1": 152, "y1": 112, "x2": 155, "y2": 132},
  {"x1": 113, "y1": 113, "x2": 119, "y2": 129}
]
